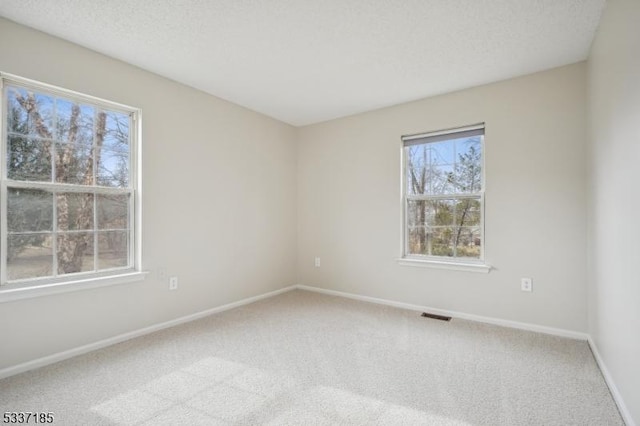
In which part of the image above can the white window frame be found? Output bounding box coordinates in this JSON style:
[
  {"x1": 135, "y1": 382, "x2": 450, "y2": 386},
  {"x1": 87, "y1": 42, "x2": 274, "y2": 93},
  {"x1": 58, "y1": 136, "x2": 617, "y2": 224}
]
[
  {"x1": 0, "y1": 73, "x2": 145, "y2": 301},
  {"x1": 398, "y1": 123, "x2": 490, "y2": 273}
]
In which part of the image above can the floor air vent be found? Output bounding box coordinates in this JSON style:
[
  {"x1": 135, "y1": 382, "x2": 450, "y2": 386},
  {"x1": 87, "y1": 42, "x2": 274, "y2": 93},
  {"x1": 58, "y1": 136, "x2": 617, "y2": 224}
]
[{"x1": 421, "y1": 312, "x2": 452, "y2": 322}]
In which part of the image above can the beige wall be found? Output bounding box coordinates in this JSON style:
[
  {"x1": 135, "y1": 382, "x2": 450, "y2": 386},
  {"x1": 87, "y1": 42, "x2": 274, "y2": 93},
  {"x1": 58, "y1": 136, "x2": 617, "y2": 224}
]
[
  {"x1": 0, "y1": 18, "x2": 297, "y2": 369},
  {"x1": 588, "y1": 0, "x2": 640, "y2": 423},
  {"x1": 297, "y1": 63, "x2": 588, "y2": 332}
]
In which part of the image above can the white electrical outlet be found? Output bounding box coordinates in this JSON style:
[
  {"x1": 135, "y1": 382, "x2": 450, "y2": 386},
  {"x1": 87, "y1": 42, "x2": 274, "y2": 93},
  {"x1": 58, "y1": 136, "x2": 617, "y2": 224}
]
[
  {"x1": 521, "y1": 278, "x2": 532, "y2": 292},
  {"x1": 169, "y1": 276, "x2": 179, "y2": 290},
  {"x1": 314, "y1": 257, "x2": 321, "y2": 267}
]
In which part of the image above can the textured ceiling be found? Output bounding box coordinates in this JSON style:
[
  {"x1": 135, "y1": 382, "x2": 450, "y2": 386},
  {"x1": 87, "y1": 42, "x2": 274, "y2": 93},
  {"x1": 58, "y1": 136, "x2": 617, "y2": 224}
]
[{"x1": 0, "y1": 0, "x2": 606, "y2": 126}]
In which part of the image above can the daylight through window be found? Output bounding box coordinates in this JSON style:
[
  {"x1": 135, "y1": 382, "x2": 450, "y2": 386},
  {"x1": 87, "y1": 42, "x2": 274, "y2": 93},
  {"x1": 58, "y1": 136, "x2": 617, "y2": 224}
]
[
  {"x1": 1, "y1": 74, "x2": 140, "y2": 286},
  {"x1": 402, "y1": 124, "x2": 484, "y2": 262}
]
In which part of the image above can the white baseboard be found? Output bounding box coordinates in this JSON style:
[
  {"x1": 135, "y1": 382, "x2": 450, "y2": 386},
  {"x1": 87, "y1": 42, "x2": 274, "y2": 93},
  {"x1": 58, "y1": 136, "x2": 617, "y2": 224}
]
[
  {"x1": 588, "y1": 337, "x2": 636, "y2": 426},
  {"x1": 296, "y1": 284, "x2": 589, "y2": 340},
  {"x1": 0, "y1": 285, "x2": 297, "y2": 380}
]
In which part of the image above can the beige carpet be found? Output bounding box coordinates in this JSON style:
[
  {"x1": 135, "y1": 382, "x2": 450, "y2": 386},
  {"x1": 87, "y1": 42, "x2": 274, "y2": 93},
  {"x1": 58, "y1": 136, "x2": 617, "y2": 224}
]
[{"x1": 0, "y1": 289, "x2": 624, "y2": 425}]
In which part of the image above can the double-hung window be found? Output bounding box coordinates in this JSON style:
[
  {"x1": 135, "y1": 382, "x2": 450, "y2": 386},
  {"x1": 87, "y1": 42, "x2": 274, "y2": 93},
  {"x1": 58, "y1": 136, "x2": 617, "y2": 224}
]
[
  {"x1": 0, "y1": 73, "x2": 141, "y2": 293},
  {"x1": 401, "y1": 123, "x2": 485, "y2": 267}
]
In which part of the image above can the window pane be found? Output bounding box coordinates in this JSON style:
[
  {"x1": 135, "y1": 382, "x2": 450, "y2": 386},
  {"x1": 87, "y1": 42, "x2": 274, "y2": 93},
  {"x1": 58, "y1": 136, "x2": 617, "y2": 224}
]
[
  {"x1": 406, "y1": 144, "x2": 427, "y2": 168},
  {"x1": 98, "y1": 231, "x2": 128, "y2": 270},
  {"x1": 57, "y1": 193, "x2": 94, "y2": 231},
  {"x1": 454, "y1": 227, "x2": 481, "y2": 259},
  {"x1": 427, "y1": 199, "x2": 454, "y2": 227},
  {"x1": 57, "y1": 232, "x2": 95, "y2": 274},
  {"x1": 406, "y1": 161, "x2": 454, "y2": 195},
  {"x1": 407, "y1": 224, "x2": 428, "y2": 255},
  {"x1": 96, "y1": 110, "x2": 130, "y2": 188},
  {"x1": 454, "y1": 198, "x2": 481, "y2": 227},
  {"x1": 455, "y1": 136, "x2": 481, "y2": 158},
  {"x1": 408, "y1": 199, "x2": 479, "y2": 258},
  {"x1": 7, "y1": 87, "x2": 54, "y2": 137},
  {"x1": 406, "y1": 141, "x2": 454, "y2": 168},
  {"x1": 103, "y1": 111, "x2": 130, "y2": 153},
  {"x1": 8, "y1": 136, "x2": 52, "y2": 182},
  {"x1": 407, "y1": 136, "x2": 482, "y2": 195},
  {"x1": 430, "y1": 140, "x2": 455, "y2": 165},
  {"x1": 97, "y1": 149, "x2": 129, "y2": 187},
  {"x1": 97, "y1": 194, "x2": 129, "y2": 230},
  {"x1": 56, "y1": 99, "x2": 94, "y2": 145},
  {"x1": 430, "y1": 226, "x2": 455, "y2": 257},
  {"x1": 405, "y1": 141, "x2": 455, "y2": 195},
  {"x1": 7, "y1": 188, "x2": 53, "y2": 232},
  {"x1": 7, "y1": 233, "x2": 53, "y2": 280},
  {"x1": 407, "y1": 225, "x2": 456, "y2": 257},
  {"x1": 452, "y1": 136, "x2": 482, "y2": 193},
  {"x1": 406, "y1": 165, "x2": 428, "y2": 195},
  {"x1": 407, "y1": 199, "x2": 455, "y2": 255},
  {"x1": 430, "y1": 165, "x2": 454, "y2": 194},
  {"x1": 55, "y1": 142, "x2": 93, "y2": 185},
  {"x1": 408, "y1": 199, "x2": 425, "y2": 226},
  {"x1": 407, "y1": 199, "x2": 428, "y2": 255}
]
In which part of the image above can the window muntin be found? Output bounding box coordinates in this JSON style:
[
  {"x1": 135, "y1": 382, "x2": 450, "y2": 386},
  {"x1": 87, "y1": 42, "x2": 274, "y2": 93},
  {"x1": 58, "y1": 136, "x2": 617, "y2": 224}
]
[
  {"x1": 1, "y1": 74, "x2": 139, "y2": 286},
  {"x1": 402, "y1": 124, "x2": 484, "y2": 261}
]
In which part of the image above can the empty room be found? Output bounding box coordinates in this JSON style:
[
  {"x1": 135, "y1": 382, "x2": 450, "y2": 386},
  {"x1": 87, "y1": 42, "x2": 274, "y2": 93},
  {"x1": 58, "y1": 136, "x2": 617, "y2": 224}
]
[{"x1": 0, "y1": 0, "x2": 638, "y2": 425}]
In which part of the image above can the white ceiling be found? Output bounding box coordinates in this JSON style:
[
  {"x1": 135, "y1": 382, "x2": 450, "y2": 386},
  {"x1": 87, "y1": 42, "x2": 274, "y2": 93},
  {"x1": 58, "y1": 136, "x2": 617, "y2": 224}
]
[{"x1": 0, "y1": 0, "x2": 606, "y2": 126}]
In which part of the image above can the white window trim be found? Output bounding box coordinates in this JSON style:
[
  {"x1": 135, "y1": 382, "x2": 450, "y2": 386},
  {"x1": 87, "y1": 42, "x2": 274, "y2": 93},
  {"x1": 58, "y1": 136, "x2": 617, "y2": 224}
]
[
  {"x1": 396, "y1": 257, "x2": 491, "y2": 273},
  {"x1": 0, "y1": 271, "x2": 149, "y2": 303},
  {"x1": 0, "y1": 72, "x2": 144, "y2": 295},
  {"x1": 399, "y1": 123, "x2": 490, "y2": 272}
]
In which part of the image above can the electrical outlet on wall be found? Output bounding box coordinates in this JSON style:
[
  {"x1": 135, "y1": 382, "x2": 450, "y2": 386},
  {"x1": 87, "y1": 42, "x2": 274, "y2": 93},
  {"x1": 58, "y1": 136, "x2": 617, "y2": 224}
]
[
  {"x1": 169, "y1": 276, "x2": 179, "y2": 290},
  {"x1": 314, "y1": 257, "x2": 321, "y2": 267},
  {"x1": 521, "y1": 278, "x2": 532, "y2": 292}
]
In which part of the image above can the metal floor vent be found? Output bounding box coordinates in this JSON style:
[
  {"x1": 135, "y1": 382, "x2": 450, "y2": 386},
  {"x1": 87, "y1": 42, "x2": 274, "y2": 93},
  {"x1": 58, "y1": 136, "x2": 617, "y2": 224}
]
[{"x1": 421, "y1": 312, "x2": 452, "y2": 322}]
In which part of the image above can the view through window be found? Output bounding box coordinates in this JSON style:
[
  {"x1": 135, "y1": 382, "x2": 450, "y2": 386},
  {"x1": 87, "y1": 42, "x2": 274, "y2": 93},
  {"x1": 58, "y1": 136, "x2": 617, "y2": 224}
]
[
  {"x1": 1, "y1": 74, "x2": 139, "y2": 286},
  {"x1": 402, "y1": 124, "x2": 484, "y2": 261}
]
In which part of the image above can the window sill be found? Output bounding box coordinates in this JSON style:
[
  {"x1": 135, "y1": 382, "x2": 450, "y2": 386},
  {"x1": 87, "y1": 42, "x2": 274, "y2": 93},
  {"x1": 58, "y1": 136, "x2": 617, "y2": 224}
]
[
  {"x1": 0, "y1": 271, "x2": 149, "y2": 303},
  {"x1": 397, "y1": 258, "x2": 491, "y2": 273}
]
